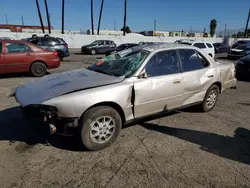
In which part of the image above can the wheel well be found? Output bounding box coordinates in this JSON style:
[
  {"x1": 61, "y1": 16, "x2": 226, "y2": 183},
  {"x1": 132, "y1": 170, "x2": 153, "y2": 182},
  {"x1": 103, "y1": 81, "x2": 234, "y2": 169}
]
[
  {"x1": 29, "y1": 60, "x2": 48, "y2": 71},
  {"x1": 209, "y1": 53, "x2": 213, "y2": 57},
  {"x1": 213, "y1": 82, "x2": 222, "y2": 93},
  {"x1": 84, "y1": 102, "x2": 126, "y2": 124}
]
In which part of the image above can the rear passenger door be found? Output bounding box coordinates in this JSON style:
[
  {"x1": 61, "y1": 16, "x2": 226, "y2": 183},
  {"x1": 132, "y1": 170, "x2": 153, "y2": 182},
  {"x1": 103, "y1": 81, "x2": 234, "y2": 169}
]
[
  {"x1": 178, "y1": 49, "x2": 215, "y2": 106},
  {"x1": 38, "y1": 38, "x2": 54, "y2": 51}
]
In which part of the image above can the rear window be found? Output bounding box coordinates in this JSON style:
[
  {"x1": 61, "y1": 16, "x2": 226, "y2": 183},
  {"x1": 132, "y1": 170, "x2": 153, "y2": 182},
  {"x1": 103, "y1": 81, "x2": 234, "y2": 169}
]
[
  {"x1": 56, "y1": 38, "x2": 66, "y2": 44},
  {"x1": 206, "y1": 43, "x2": 213, "y2": 48},
  {"x1": 193, "y1": 43, "x2": 206, "y2": 49},
  {"x1": 237, "y1": 41, "x2": 246, "y2": 44}
]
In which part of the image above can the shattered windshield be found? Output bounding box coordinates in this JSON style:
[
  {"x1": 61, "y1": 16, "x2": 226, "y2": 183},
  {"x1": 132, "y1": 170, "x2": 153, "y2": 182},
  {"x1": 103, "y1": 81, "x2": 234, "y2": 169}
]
[{"x1": 87, "y1": 49, "x2": 150, "y2": 77}]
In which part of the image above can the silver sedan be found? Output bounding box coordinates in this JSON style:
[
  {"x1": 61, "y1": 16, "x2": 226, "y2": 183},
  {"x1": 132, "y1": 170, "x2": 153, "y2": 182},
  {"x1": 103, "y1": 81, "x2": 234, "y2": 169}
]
[{"x1": 12, "y1": 43, "x2": 237, "y2": 150}]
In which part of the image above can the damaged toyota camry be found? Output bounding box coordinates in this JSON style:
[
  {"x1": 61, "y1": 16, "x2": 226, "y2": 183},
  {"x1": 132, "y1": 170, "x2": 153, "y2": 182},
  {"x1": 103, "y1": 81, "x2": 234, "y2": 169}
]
[{"x1": 10, "y1": 43, "x2": 237, "y2": 150}]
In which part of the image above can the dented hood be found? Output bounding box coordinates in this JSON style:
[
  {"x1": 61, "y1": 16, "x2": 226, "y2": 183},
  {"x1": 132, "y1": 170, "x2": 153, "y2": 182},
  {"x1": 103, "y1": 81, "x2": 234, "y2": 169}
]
[{"x1": 15, "y1": 68, "x2": 124, "y2": 106}]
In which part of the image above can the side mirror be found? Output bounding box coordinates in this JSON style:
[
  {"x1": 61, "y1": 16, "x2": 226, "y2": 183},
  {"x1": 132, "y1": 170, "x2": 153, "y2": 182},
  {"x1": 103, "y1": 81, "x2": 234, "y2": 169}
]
[{"x1": 138, "y1": 71, "x2": 148, "y2": 79}]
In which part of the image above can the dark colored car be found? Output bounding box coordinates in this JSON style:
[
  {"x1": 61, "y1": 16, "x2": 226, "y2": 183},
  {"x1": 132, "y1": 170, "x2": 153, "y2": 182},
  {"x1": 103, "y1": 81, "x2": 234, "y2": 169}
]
[
  {"x1": 232, "y1": 40, "x2": 250, "y2": 49},
  {"x1": 0, "y1": 40, "x2": 60, "y2": 77},
  {"x1": 227, "y1": 45, "x2": 250, "y2": 60},
  {"x1": 24, "y1": 35, "x2": 69, "y2": 61},
  {"x1": 217, "y1": 38, "x2": 231, "y2": 53},
  {"x1": 236, "y1": 54, "x2": 250, "y2": 80},
  {"x1": 81, "y1": 40, "x2": 116, "y2": 55},
  {"x1": 138, "y1": 42, "x2": 157, "y2": 45},
  {"x1": 105, "y1": 43, "x2": 138, "y2": 56},
  {"x1": 213, "y1": 42, "x2": 221, "y2": 53}
]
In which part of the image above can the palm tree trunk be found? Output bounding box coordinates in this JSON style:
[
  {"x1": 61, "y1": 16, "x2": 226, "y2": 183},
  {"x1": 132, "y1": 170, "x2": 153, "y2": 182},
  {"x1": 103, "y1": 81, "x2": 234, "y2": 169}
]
[
  {"x1": 61, "y1": 0, "x2": 65, "y2": 34},
  {"x1": 36, "y1": 0, "x2": 45, "y2": 33},
  {"x1": 91, "y1": 0, "x2": 94, "y2": 35},
  {"x1": 123, "y1": 0, "x2": 127, "y2": 36},
  {"x1": 97, "y1": 0, "x2": 104, "y2": 35},
  {"x1": 44, "y1": 0, "x2": 51, "y2": 33}
]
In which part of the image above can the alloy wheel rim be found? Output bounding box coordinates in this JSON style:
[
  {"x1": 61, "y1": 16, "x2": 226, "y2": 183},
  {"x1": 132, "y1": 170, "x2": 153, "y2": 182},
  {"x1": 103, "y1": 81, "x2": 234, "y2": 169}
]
[
  {"x1": 90, "y1": 116, "x2": 115, "y2": 144},
  {"x1": 206, "y1": 90, "x2": 217, "y2": 108}
]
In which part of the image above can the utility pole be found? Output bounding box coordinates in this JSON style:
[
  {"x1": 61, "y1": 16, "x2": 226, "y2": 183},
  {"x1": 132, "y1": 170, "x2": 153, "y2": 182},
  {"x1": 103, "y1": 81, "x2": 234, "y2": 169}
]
[
  {"x1": 21, "y1": 15, "x2": 24, "y2": 25},
  {"x1": 36, "y1": 0, "x2": 45, "y2": 33},
  {"x1": 61, "y1": 0, "x2": 65, "y2": 34},
  {"x1": 97, "y1": 0, "x2": 104, "y2": 35},
  {"x1": 90, "y1": 0, "x2": 94, "y2": 35},
  {"x1": 5, "y1": 14, "x2": 8, "y2": 24},
  {"x1": 224, "y1": 24, "x2": 227, "y2": 38},
  {"x1": 44, "y1": 0, "x2": 51, "y2": 34},
  {"x1": 154, "y1": 20, "x2": 156, "y2": 31},
  {"x1": 114, "y1": 20, "x2": 116, "y2": 30},
  {"x1": 123, "y1": 0, "x2": 127, "y2": 36},
  {"x1": 244, "y1": 9, "x2": 250, "y2": 38}
]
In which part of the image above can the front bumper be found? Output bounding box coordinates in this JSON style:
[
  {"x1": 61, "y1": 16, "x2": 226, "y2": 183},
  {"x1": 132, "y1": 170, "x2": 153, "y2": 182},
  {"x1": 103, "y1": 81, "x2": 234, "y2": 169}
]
[
  {"x1": 22, "y1": 105, "x2": 79, "y2": 135},
  {"x1": 81, "y1": 48, "x2": 91, "y2": 54}
]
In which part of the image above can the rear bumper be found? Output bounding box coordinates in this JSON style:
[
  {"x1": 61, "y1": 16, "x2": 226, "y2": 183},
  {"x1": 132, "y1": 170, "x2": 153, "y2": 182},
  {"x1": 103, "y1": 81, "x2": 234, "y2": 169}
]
[
  {"x1": 47, "y1": 59, "x2": 60, "y2": 69},
  {"x1": 63, "y1": 52, "x2": 70, "y2": 57}
]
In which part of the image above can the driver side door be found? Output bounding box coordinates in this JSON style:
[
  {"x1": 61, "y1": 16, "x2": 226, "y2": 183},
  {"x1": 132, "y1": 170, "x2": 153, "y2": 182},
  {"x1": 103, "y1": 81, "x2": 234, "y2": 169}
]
[{"x1": 133, "y1": 50, "x2": 185, "y2": 118}]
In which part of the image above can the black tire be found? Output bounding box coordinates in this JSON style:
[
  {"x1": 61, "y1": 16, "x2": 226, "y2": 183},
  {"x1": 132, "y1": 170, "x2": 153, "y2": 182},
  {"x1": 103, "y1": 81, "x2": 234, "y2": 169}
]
[
  {"x1": 90, "y1": 49, "x2": 96, "y2": 55},
  {"x1": 30, "y1": 62, "x2": 47, "y2": 77},
  {"x1": 200, "y1": 85, "x2": 219, "y2": 112},
  {"x1": 58, "y1": 52, "x2": 63, "y2": 61},
  {"x1": 79, "y1": 106, "x2": 122, "y2": 151}
]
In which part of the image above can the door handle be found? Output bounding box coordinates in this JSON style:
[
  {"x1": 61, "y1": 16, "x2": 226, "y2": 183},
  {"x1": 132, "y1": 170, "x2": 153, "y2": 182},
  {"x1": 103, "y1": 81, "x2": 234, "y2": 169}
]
[
  {"x1": 173, "y1": 80, "x2": 181, "y2": 84},
  {"x1": 207, "y1": 75, "x2": 214, "y2": 78}
]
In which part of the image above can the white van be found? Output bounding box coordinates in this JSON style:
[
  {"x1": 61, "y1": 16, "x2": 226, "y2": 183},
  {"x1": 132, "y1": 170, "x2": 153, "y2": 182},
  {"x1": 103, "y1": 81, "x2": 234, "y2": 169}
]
[{"x1": 179, "y1": 41, "x2": 215, "y2": 58}]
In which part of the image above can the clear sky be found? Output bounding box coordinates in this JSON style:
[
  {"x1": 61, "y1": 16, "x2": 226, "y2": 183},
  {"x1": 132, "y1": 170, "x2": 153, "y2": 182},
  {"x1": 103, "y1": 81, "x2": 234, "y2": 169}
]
[{"x1": 0, "y1": 0, "x2": 249, "y2": 32}]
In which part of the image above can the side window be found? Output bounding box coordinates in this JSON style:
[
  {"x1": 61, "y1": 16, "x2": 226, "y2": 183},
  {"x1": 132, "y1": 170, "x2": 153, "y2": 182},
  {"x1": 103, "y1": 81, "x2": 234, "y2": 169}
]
[
  {"x1": 106, "y1": 41, "x2": 112, "y2": 45},
  {"x1": 6, "y1": 43, "x2": 32, "y2": 53},
  {"x1": 51, "y1": 38, "x2": 60, "y2": 45},
  {"x1": 99, "y1": 41, "x2": 105, "y2": 45},
  {"x1": 0, "y1": 43, "x2": 2, "y2": 53},
  {"x1": 193, "y1": 43, "x2": 206, "y2": 49},
  {"x1": 145, "y1": 50, "x2": 180, "y2": 77},
  {"x1": 29, "y1": 38, "x2": 39, "y2": 45},
  {"x1": 179, "y1": 49, "x2": 209, "y2": 72},
  {"x1": 206, "y1": 43, "x2": 213, "y2": 48},
  {"x1": 40, "y1": 38, "x2": 52, "y2": 46}
]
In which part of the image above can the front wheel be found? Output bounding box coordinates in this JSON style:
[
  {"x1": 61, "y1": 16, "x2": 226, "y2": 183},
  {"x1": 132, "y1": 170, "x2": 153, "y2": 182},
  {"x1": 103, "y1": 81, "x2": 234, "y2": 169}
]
[
  {"x1": 79, "y1": 106, "x2": 122, "y2": 151},
  {"x1": 30, "y1": 62, "x2": 47, "y2": 77},
  {"x1": 200, "y1": 85, "x2": 219, "y2": 112},
  {"x1": 90, "y1": 49, "x2": 96, "y2": 55}
]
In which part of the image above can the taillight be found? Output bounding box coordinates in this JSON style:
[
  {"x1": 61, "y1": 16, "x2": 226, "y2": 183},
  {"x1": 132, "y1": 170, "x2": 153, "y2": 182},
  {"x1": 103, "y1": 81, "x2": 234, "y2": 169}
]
[{"x1": 64, "y1": 43, "x2": 68, "y2": 48}]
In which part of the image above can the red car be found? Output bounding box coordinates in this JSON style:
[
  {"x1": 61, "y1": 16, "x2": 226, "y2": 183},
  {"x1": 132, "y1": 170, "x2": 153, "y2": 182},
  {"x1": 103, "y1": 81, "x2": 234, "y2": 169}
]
[{"x1": 0, "y1": 40, "x2": 60, "y2": 77}]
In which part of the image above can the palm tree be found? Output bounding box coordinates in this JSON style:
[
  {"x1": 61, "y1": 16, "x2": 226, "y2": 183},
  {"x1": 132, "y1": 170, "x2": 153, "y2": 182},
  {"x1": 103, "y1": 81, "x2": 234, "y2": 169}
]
[
  {"x1": 36, "y1": 0, "x2": 45, "y2": 33},
  {"x1": 97, "y1": 0, "x2": 104, "y2": 35},
  {"x1": 123, "y1": 0, "x2": 127, "y2": 36},
  {"x1": 61, "y1": 0, "x2": 65, "y2": 34},
  {"x1": 44, "y1": 0, "x2": 51, "y2": 33},
  {"x1": 91, "y1": 0, "x2": 94, "y2": 35}
]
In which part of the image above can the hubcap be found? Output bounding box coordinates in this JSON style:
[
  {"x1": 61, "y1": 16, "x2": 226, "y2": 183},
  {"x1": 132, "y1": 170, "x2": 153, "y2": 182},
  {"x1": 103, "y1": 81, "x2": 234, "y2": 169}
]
[
  {"x1": 35, "y1": 66, "x2": 44, "y2": 74},
  {"x1": 90, "y1": 116, "x2": 115, "y2": 144},
  {"x1": 206, "y1": 90, "x2": 217, "y2": 108}
]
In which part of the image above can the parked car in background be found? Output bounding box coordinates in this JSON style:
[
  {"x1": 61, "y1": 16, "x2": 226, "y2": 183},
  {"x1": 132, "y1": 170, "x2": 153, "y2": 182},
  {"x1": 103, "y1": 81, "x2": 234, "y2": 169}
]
[
  {"x1": 138, "y1": 42, "x2": 157, "y2": 45},
  {"x1": 217, "y1": 38, "x2": 231, "y2": 53},
  {"x1": 227, "y1": 45, "x2": 250, "y2": 59},
  {"x1": 12, "y1": 43, "x2": 237, "y2": 150},
  {"x1": 105, "y1": 43, "x2": 138, "y2": 56},
  {"x1": 213, "y1": 42, "x2": 221, "y2": 53},
  {"x1": 236, "y1": 54, "x2": 250, "y2": 80},
  {"x1": 179, "y1": 41, "x2": 215, "y2": 57},
  {"x1": 81, "y1": 40, "x2": 116, "y2": 55},
  {"x1": 231, "y1": 40, "x2": 250, "y2": 49},
  {"x1": 24, "y1": 35, "x2": 69, "y2": 61},
  {"x1": 0, "y1": 40, "x2": 60, "y2": 77}
]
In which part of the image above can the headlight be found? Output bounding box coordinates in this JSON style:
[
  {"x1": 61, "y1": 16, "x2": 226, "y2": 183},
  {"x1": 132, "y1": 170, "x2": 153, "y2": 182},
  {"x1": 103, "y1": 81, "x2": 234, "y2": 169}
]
[{"x1": 237, "y1": 60, "x2": 244, "y2": 65}]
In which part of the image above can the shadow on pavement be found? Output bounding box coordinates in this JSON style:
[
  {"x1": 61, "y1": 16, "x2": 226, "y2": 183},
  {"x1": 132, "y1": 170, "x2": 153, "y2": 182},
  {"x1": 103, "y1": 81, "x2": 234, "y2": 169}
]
[
  {"x1": 0, "y1": 106, "x2": 87, "y2": 152},
  {"x1": 140, "y1": 122, "x2": 250, "y2": 165}
]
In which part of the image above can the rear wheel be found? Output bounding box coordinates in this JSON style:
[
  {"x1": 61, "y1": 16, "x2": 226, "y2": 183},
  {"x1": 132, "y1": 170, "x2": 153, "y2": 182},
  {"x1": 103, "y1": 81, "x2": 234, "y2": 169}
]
[
  {"x1": 30, "y1": 62, "x2": 47, "y2": 77},
  {"x1": 200, "y1": 85, "x2": 219, "y2": 112},
  {"x1": 58, "y1": 52, "x2": 63, "y2": 61},
  {"x1": 79, "y1": 106, "x2": 122, "y2": 151}
]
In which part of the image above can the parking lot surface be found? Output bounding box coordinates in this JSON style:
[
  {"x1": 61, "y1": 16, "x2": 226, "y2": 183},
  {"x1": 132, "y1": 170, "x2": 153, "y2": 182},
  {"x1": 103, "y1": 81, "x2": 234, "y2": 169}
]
[{"x1": 0, "y1": 51, "x2": 250, "y2": 188}]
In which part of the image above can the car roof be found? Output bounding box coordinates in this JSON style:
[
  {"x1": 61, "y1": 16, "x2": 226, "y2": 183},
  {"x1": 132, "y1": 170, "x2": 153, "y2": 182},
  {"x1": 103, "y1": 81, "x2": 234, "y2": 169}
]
[
  {"x1": 142, "y1": 43, "x2": 199, "y2": 52},
  {"x1": 0, "y1": 39, "x2": 29, "y2": 43}
]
